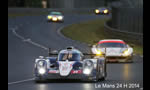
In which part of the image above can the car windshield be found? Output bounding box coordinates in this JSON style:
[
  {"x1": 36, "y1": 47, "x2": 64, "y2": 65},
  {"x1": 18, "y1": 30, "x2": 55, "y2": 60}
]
[
  {"x1": 58, "y1": 52, "x2": 80, "y2": 61},
  {"x1": 98, "y1": 7, "x2": 107, "y2": 10},
  {"x1": 50, "y1": 12, "x2": 62, "y2": 15},
  {"x1": 97, "y1": 43, "x2": 127, "y2": 48}
]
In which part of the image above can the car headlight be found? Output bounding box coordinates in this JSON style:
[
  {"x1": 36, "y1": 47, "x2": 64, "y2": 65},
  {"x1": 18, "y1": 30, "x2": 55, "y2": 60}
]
[
  {"x1": 38, "y1": 68, "x2": 46, "y2": 75},
  {"x1": 83, "y1": 60, "x2": 93, "y2": 75},
  {"x1": 58, "y1": 16, "x2": 63, "y2": 20},
  {"x1": 38, "y1": 61, "x2": 44, "y2": 66},
  {"x1": 48, "y1": 16, "x2": 52, "y2": 19},
  {"x1": 86, "y1": 61, "x2": 93, "y2": 66},
  {"x1": 52, "y1": 17, "x2": 57, "y2": 21},
  {"x1": 104, "y1": 9, "x2": 108, "y2": 13},
  {"x1": 83, "y1": 68, "x2": 91, "y2": 75},
  {"x1": 123, "y1": 49, "x2": 129, "y2": 56},
  {"x1": 96, "y1": 50, "x2": 103, "y2": 56},
  {"x1": 95, "y1": 9, "x2": 100, "y2": 13}
]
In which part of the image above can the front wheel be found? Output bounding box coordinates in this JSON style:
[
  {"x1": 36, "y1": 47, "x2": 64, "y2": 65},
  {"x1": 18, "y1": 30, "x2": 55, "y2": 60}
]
[
  {"x1": 99, "y1": 77, "x2": 106, "y2": 81},
  {"x1": 60, "y1": 21, "x2": 64, "y2": 23},
  {"x1": 34, "y1": 77, "x2": 46, "y2": 83}
]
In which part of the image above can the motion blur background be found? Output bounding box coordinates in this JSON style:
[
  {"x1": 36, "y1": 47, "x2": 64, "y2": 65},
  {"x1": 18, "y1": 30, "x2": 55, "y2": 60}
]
[
  {"x1": 8, "y1": 0, "x2": 113, "y2": 8},
  {"x1": 8, "y1": 0, "x2": 143, "y2": 8}
]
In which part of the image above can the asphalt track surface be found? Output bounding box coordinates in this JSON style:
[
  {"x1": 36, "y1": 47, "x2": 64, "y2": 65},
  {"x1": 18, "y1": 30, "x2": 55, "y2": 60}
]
[{"x1": 8, "y1": 14, "x2": 143, "y2": 90}]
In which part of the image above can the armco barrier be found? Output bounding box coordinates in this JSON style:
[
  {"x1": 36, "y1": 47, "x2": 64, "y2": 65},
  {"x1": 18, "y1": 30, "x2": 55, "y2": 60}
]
[{"x1": 104, "y1": 20, "x2": 143, "y2": 45}]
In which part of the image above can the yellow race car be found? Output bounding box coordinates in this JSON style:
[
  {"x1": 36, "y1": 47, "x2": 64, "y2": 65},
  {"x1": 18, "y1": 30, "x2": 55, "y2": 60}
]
[{"x1": 47, "y1": 11, "x2": 64, "y2": 22}]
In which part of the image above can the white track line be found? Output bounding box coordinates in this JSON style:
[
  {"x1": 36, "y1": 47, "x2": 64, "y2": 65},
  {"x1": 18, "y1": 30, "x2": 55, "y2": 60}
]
[
  {"x1": 12, "y1": 28, "x2": 25, "y2": 40},
  {"x1": 11, "y1": 27, "x2": 48, "y2": 51},
  {"x1": 8, "y1": 78, "x2": 35, "y2": 85},
  {"x1": 26, "y1": 39, "x2": 48, "y2": 50}
]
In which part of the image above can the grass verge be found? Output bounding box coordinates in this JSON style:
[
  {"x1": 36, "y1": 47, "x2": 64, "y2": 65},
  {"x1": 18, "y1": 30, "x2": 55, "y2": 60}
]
[
  {"x1": 61, "y1": 19, "x2": 143, "y2": 55},
  {"x1": 8, "y1": 12, "x2": 93, "y2": 18},
  {"x1": 8, "y1": 12, "x2": 48, "y2": 18}
]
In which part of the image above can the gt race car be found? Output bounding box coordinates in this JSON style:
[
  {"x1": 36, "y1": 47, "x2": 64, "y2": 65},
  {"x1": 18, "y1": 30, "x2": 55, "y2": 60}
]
[
  {"x1": 95, "y1": 7, "x2": 109, "y2": 15},
  {"x1": 91, "y1": 39, "x2": 133, "y2": 62},
  {"x1": 34, "y1": 46, "x2": 107, "y2": 82},
  {"x1": 47, "y1": 11, "x2": 64, "y2": 22}
]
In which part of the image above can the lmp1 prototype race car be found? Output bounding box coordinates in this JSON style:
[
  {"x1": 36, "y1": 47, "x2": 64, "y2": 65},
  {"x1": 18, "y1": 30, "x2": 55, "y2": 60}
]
[
  {"x1": 95, "y1": 7, "x2": 109, "y2": 15},
  {"x1": 91, "y1": 39, "x2": 133, "y2": 62},
  {"x1": 34, "y1": 46, "x2": 107, "y2": 82},
  {"x1": 47, "y1": 11, "x2": 64, "y2": 22}
]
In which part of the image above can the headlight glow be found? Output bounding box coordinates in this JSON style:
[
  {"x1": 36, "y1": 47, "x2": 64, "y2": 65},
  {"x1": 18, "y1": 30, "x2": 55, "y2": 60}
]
[
  {"x1": 104, "y1": 9, "x2": 108, "y2": 13},
  {"x1": 58, "y1": 16, "x2": 63, "y2": 20},
  {"x1": 48, "y1": 16, "x2": 52, "y2": 19},
  {"x1": 95, "y1": 9, "x2": 100, "y2": 13},
  {"x1": 38, "y1": 61, "x2": 44, "y2": 66},
  {"x1": 123, "y1": 49, "x2": 129, "y2": 56},
  {"x1": 38, "y1": 68, "x2": 46, "y2": 75},
  {"x1": 83, "y1": 68, "x2": 91, "y2": 75},
  {"x1": 96, "y1": 50, "x2": 103, "y2": 56},
  {"x1": 52, "y1": 17, "x2": 57, "y2": 21}
]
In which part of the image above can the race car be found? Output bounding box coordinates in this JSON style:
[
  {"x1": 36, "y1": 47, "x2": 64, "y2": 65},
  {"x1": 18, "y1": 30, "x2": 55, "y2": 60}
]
[
  {"x1": 34, "y1": 46, "x2": 107, "y2": 82},
  {"x1": 95, "y1": 7, "x2": 109, "y2": 15},
  {"x1": 47, "y1": 11, "x2": 64, "y2": 22},
  {"x1": 91, "y1": 39, "x2": 133, "y2": 62}
]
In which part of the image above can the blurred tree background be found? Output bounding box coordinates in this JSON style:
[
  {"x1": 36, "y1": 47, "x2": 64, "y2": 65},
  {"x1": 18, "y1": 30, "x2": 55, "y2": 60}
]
[
  {"x1": 8, "y1": 0, "x2": 120, "y2": 8},
  {"x1": 8, "y1": 0, "x2": 42, "y2": 7}
]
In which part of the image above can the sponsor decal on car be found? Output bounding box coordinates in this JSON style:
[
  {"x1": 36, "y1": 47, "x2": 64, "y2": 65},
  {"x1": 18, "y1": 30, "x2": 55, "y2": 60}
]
[
  {"x1": 49, "y1": 70, "x2": 59, "y2": 73},
  {"x1": 71, "y1": 70, "x2": 82, "y2": 74}
]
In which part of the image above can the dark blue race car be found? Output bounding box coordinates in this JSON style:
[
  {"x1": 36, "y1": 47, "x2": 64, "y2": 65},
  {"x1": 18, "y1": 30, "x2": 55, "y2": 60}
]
[{"x1": 34, "y1": 46, "x2": 107, "y2": 82}]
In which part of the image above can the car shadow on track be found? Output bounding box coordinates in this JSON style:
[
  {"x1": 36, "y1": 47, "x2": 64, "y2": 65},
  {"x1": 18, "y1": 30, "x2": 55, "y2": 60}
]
[
  {"x1": 35, "y1": 79, "x2": 105, "y2": 84},
  {"x1": 34, "y1": 79, "x2": 131, "y2": 84}
]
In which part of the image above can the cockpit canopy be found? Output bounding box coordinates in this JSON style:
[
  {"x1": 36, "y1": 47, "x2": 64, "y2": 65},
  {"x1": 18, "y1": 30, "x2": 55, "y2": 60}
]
[
  {"x1": 49, "y1": 12, "x2": 62, "y2": 15},
  {"x1": 58, "y1": 49, "x2": 82, "y2": 61}
]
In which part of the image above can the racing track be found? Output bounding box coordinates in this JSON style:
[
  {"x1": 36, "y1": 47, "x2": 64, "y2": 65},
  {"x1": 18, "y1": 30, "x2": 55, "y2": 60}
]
[{"x1": 8, "y1": 14, "x2": 143, "y2": 90}]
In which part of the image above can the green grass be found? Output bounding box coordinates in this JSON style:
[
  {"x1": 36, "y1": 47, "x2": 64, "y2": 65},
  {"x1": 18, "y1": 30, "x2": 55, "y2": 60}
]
[
  {"x1": 8, "y1": 12, "x2": 48, "y2": 18},
  {"x1": 61, "y1": 19, "x2": 143, "y2": 55},
  {"x1": 8, "y1": 12, "x2": 93, "y2": 18}
]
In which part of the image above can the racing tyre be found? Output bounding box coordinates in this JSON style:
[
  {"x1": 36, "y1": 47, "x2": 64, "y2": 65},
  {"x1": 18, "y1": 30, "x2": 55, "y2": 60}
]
[
  {"x1": 128, "y1": 54, "x2": 134, "y2": 63},
  {"x1": 47, "y1": 20, "x2": 51, "y2": 23},
  {"x1": 60, "y1": 21, "x2": 64, "y2": 23},
  {"x1": 35, "y1": 77, "x2": 46, "y2": 83},
  {"x1": 99, "y1": 77, "x2": 106, "y2": 81},
  {"x1": 92, "y1": 73, "x2": 99, "y2": 82}
]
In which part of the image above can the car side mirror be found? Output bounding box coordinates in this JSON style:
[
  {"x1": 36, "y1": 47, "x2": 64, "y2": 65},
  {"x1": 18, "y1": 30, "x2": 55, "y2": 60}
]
[{"x1": 51, "y1": 50, "x2": 59, "y2": 54}]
